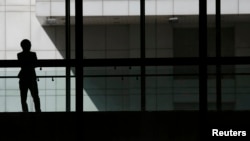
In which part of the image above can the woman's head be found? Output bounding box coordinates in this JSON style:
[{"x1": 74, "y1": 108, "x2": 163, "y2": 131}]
[{"x1": 21, "y1": 39, "x2": 31, "y2": 52}]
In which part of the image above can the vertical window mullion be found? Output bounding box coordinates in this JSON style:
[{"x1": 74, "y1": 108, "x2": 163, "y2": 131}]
[
  {"x1": 75, "y1": 0, "x2": 83, "y2": 112},
  {"x1": 216, "y1": 0, "x2": 222, "y2": 111},
  {"x1": 140, "y1": 0, "x2": 146, "y2": 111},
  {"x1": 199, "y1": 0, "x2": 208, "y2": 113},
  {"x1": 65, "y1": 0, "x2": 71, "y2": 112}
]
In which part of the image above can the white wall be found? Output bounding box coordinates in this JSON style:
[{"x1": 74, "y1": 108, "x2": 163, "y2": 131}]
[{"x1": 0, "y1": 1, "x2": 65, "y2": 112}]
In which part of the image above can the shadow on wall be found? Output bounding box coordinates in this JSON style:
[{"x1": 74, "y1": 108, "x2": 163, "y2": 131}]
[{"x1": 42, "y1": 26, "x2": 141, "y2": 111}]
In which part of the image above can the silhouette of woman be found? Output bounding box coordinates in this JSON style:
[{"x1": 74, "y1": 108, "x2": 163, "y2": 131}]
[{"x1": 18, "y1": 39, "x2": 41, "y2": 112}]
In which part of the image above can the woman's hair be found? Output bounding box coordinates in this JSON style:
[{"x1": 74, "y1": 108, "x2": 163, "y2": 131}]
[{"x1": 21, "y1": 39, "x2": 31, "y2": 51}]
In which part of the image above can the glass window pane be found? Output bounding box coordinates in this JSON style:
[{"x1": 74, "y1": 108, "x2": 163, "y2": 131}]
[
  {"x1": 0, "y1": 67, "x2": 69, "y2": 112},
  {"x1": 83, "y1": 67, "x2": 140, "y2": 111},
  {"x1": 146, "y1": 66, "x2": 199, "y2": 111}
]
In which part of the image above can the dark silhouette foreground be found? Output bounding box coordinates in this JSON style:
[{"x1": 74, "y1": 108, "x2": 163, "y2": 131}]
[{"x1": 18, "y1": 39, "x2": 41, "y2": 112}]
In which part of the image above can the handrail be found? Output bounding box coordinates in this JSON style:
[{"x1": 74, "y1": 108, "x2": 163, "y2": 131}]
[
  {"x1": 1, "y1": 57, "x2": 250, "y2": 67},
  {"x1": 1, "y1": 73, "x2": 250, "y2": 78}
]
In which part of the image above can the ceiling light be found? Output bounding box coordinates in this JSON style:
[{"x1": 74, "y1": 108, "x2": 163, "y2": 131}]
[
  {"x1": 169, "y1": 17, "x2": 179, "y2": 23},
  {"x1": 46, "y1": 17, "x2": 57, "y2": 25}
]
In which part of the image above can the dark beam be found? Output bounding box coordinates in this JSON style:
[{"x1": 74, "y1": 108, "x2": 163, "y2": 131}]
[
  {"x1": 2, "y1": 57, "x2": 250, "y2": 67},
  {"x1": 65, "y1": 0, "x2": 71, "y2": 112},
  {"x1": 2, "y1": 72, "x2": 250, "y2": 79},
  {"x1": 75, "y1": 0, "x2": 83, "y2": 112},
  {"x1": 216, "y1": 0, "x2": 222, "y2": 111},
  {"x1": 199, "y1": 0, "x2": 208, "y2": 112},
  {"x1": 199, "y1": 0, "x2": 208, "y2": 140},
  {"x1": 75, "y1": 0, "x2": 83, "y2": 141},
  {"x1": 140, "y1": 0, "x2": 146, "y2": 111}
]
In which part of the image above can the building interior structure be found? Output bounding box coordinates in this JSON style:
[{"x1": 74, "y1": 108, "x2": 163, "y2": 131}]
[{"x1": 1, "y1": 0, "x2": 250, "y2": 140}]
